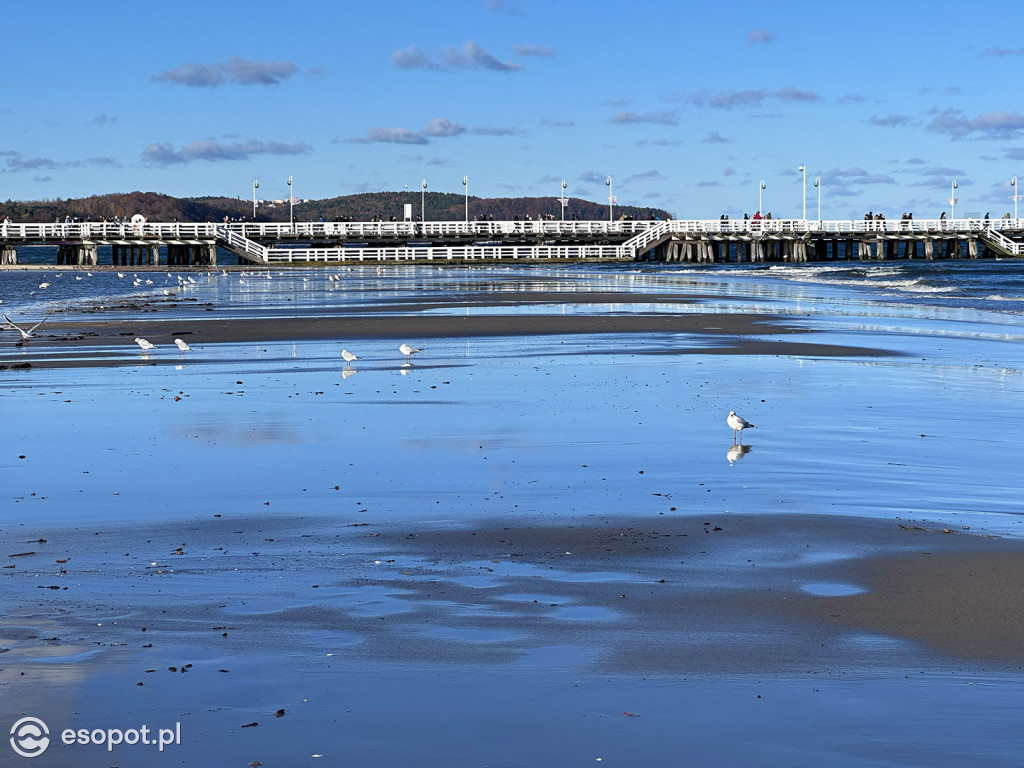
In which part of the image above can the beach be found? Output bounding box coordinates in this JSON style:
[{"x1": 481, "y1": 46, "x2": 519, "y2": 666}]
[{"x1": 2, "y1": 262, "x2": 1024, "y2": 766}]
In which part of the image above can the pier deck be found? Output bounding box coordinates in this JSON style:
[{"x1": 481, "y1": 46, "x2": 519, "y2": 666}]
[{"x1": 1, "y1": 218, "x2": 1021, "y2": 265}]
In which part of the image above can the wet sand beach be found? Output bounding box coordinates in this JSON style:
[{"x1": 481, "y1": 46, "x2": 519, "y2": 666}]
[
  {"x1": 2, "y1": 511, "x2": 1024, "y2": 766},
  {"x1": 2, "y1": 264, "x2": 1024, "y2": 766}
]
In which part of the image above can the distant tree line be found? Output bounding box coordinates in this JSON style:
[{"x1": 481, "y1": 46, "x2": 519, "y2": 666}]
[{"x1": 0, "y1": 191, "x2": 671, "y2": 223}]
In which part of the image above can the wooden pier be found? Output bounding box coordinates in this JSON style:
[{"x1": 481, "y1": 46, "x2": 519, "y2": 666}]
[
  {"x1": 0, "y1": 218, "x2": 1021, "y2": 265},
  {"x1": 629, "y1": 218, "x2": 1024, "y2": 263}
]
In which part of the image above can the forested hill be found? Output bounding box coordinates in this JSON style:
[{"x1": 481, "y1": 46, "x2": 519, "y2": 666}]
[{"x1": 0, "y1": 191, "x2": 671, "y2": 223}]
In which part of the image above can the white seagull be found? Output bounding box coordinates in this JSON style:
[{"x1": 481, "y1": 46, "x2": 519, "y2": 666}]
[
  {"x1": 341, "y1": 348, "x2": 358, "y2": 364},
  {"x1": 173, "y1": 338, "x2": 193, "y2": 354},
  {"x1": 135, "y1": 337, "x2": 156, "y2": 353},
  {"x1": 727, "y1": 410, "x2": 756, "y2": 442},
  {"x1": 2, "y1": 313, "x2": 49, "y2": 340},
  {"x1": 399, "y1": 343, "x2": 422, "y2": 361}
]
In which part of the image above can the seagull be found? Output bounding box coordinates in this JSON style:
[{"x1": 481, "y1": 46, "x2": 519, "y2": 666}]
[
  {"x1": 727, "y1": 410, "x2": 756, "y2": 442},
  {"x1": 38, "y1": 282, "x2": 50, "y2": 289},
  {"x1": 2, "y1": 313, "x2": 48, "y2": 340},
  {"x1": 135, "y1": 337, "x2": 156, "y2": 352},
  {"x1": 399, "y1": 343, "x2": 422, "y2": 361},
  {"x1": 173, "y1": 338, "x2": 193, "y2": 354},
  {"x1": 341, "y1": 348, "x2": 358, "y2": 364}
]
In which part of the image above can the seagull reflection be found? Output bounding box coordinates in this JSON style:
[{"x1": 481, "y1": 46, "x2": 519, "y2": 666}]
[
  {"x1": 727, "y1": 443, "x2": 752, "y2": 465},
  {"x1": 342, "y1": 366, "x2": 357, "y2": 380},
  {"x1": 400, "y1": 362, "x2": 414, "y2": 376}
]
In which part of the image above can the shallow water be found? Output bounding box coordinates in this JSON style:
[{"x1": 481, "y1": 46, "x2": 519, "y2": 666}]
[{"x1": 4, "y1": 316, "x2": 1023, "y2": 536}]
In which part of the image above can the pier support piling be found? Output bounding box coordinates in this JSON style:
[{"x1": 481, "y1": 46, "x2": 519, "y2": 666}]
[
  {"x1": 57, "y1": 244, "x2": 97, "y2": 265},
  {"x1": 166, "y1": 243, "x2": 215, "y2": 266}
]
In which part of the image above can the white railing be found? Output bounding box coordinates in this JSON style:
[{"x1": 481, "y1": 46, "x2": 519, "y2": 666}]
[
  {"x1": 0, "y1": 219, "x2": 656, "y2": 243},
  {"x1": 2, "y1": 218, "x2": 1022, "y2": 243},
  {"x1": 980, "y1": 228, "x2": 1024, "y2": 255},
  {"x1": 265, "y1": 244, "x2": 628, "y2": 263},
  {"x1": 214, "y1": 226, "x2": 268, "y2": 262},
  {"x1": 655, "y1": 218, "x2": 1024, "y2": 236},
  {"x1": 0, "y1": 221, "x2": 222, "y2": 240},
  {"x1": 623, "y1": 220, "x2": 670, "y2": 253},
  {"x1": 227, "y1": 219, "x2": 658, "y2": 240}
]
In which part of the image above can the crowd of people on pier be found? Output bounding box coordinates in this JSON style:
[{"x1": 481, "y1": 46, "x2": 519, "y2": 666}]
[{"x1": 708, "y1": 210, "x2": 1015, "y2": 229}]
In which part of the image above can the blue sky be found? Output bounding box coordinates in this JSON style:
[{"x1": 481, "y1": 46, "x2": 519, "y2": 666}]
[{"x1": 4, "y1": 0, "x2": 1023, "y2": 219}]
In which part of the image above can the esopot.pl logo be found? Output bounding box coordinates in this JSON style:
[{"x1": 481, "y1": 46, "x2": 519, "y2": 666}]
[{"x1": 10, "y1": 717, "x2": 50, "y2": 758}]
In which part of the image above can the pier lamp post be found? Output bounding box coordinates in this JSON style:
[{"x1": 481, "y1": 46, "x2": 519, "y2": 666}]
[
  {"x1": 1011, "y1": 176, "x2": 1019, "y2": 224},
  {"x1": 606, "y1": 176, "x2": 613, "y2": 222},
  {"x1": 287, "y1": 176, "x2": 294, "y2": 230},
  {"x1": 561, "y1": 179, "x2": 567, "y2": 221},
  {"x1": 462, "y1": 175, "x2": 469, "y2": 223},
  {"x1": 799, "y1": 165, "x2": 806, "y2": 221},
  {"x1": 421, "y1": 179, "x2": 427, "y2": 223},
  {"x1": 758, "y1": 180, "x2": 766, "y2": 215},
  {"x1": 949, "y1": 179, "x2": 958, "y2": 220},
  {"x1": 252, "y1": 178, "x2": 259, "y2": 220},
  {"x1": 814, "y1": 177, "x2": 821, "y2": 223}
]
